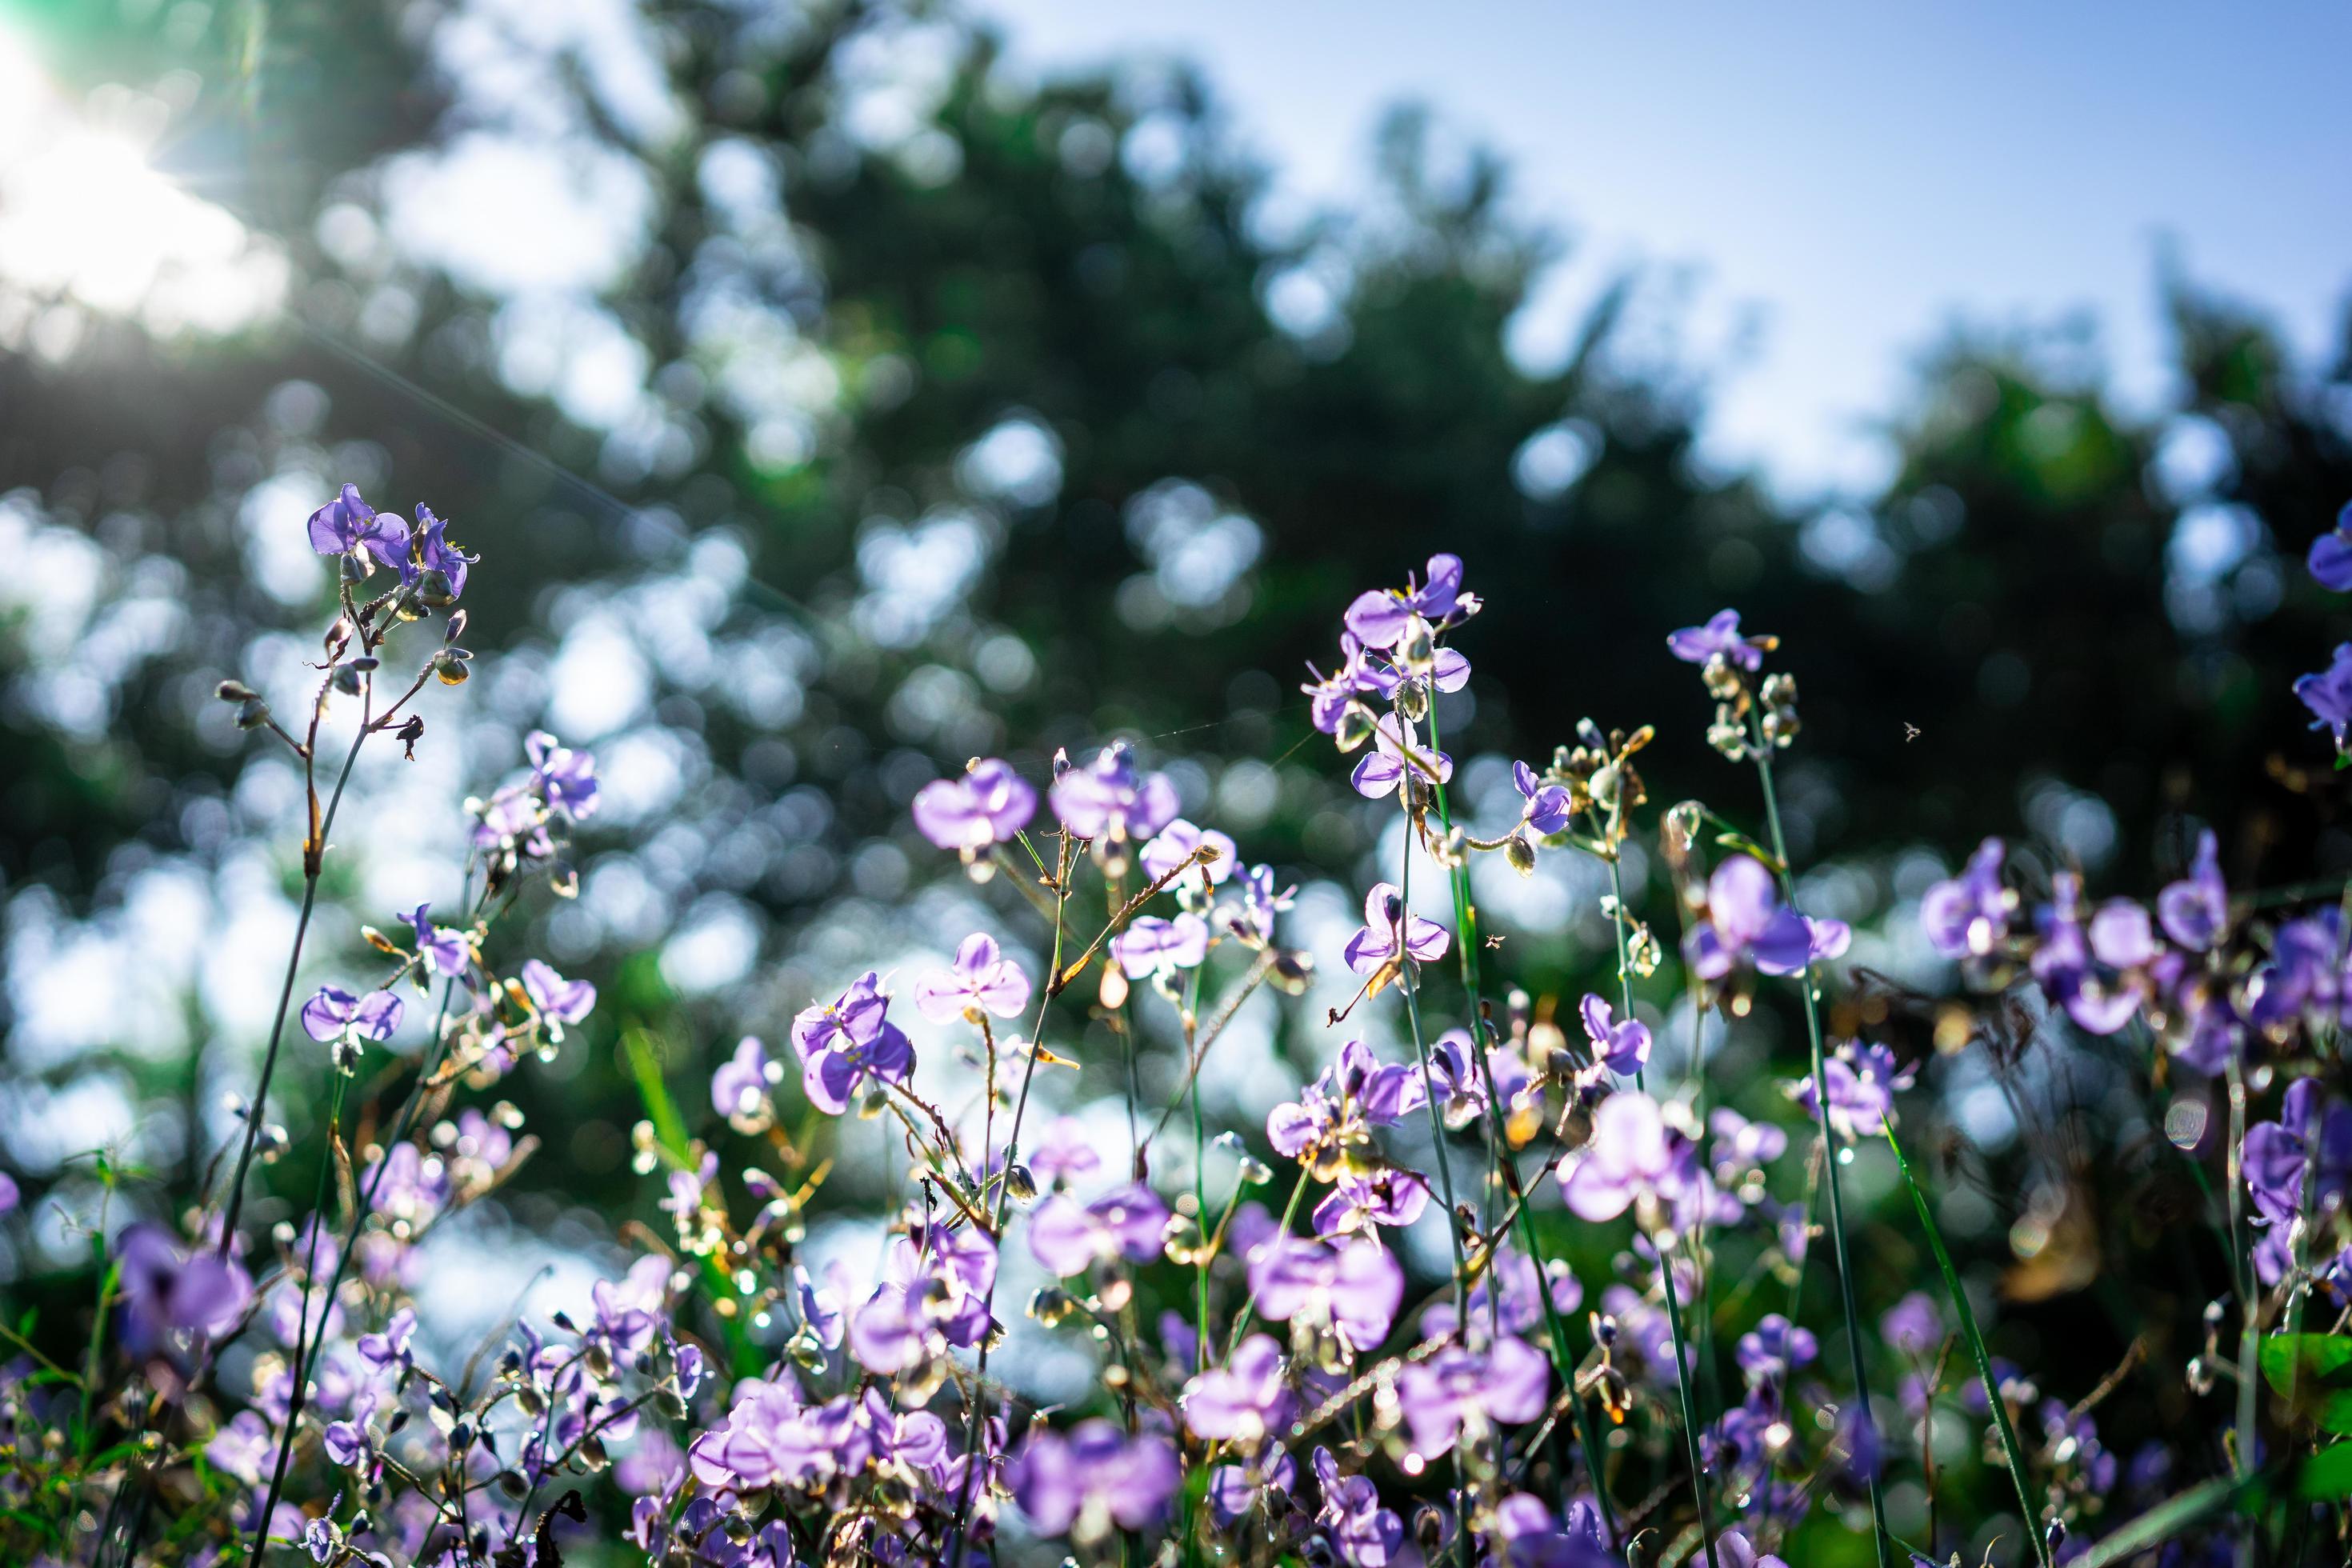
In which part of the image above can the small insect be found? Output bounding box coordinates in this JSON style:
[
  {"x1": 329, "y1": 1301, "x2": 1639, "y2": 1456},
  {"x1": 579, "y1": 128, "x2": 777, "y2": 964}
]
[
  {"x1": 1903, "y1": 722, "x2": 1921, "y2": 742},
  {"x1": 1484, "y1": 934, "x2": 1505, "y2": 950}
]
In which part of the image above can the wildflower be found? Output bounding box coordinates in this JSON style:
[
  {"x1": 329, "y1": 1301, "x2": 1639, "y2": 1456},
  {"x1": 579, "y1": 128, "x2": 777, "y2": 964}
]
[
  {"x1": 1394, "y1": 1334, "x2": 1549, "y2": 1460},
  {"x1": 1683, "y1": 855, "x2": 1813, "y2": 979},
  {"x1": 1561, "y1": 1091, "x2": 1697, "y2": 1223},
  {"x1": 306, "y1": 483, "x2": 408, "y2": 570},
  {"x1": 710, "y1": 1035, "x2": 777, "y2": 1126},
  {"x1": 1420, "y1": 1030, "x2": 1491, "y2": 1126},
  {"x1": 1310, "y1": 1166, "x2": 1431, "y2": 1238},
  {"x1": 355, "y1": 1306, "x2": 418, "y2": 1374},
  {"x1": 1207, "y1": 1446, "x2": 1296, "y2": 1529},
  {"x1": 1311, "y1": 1446, "x2": 1406, "y2": 1567},
  {"x1": 1218, "y1": 862, "x2": 1296, "y2": 946},
  {"x1": 1421, "y1": 1242, "x2": 1581, "y2": 1341},
  {"x1": 2295, "y1": 642, "x2": 2352, "y2": 750},
  {"x1": 1920, "y1": 836, "x2": 2013, "y2": 958},
  {"x1": 1790, "y1": 1039, "x2": 1917, "y2": 1140},
  {"x1": 1027, "y1": 1182, "x2": 1171, "y2": 1277},
  {"x1": 1005, "y1": 1420, "x2": 1181, "y2": 1541},
  {"x1": 1110, "y1": 912, "x2": 1210, "y2": 982},
  {"x1": 1880, "y1": 1290, "x2": 1942, "y2": 1357},
  {"x1": 1734, "y1": 1314, "x2": 1817, "y2": 1384},
  {"x1": 846, "y1": 1222, "x2": 996, "y2": 1372},
  {"x1": 1181, "y1": 1333, "x2": 1298, "y2": 1442},
  {"x1": 794, "y1": 1263, "x2": 846, "y2": 1350},
  {"x1": 2030, "y1": 874, "x2": 2145, "y2": 1034},
  {"x1": 589, "y1": 1255, "x2": 674, "y2": 1366},
  {"x1": 115, "y1": 1224, "x2": 252, "y2": 1349},
  {"x1": 300, "y1": 986, "x2": 403, "y2": 1070},
  {"x1": 1302, "y1": 633, "x2": 1401, "y2": 734},
  {"x1": 1139, "y1": 818, "x2": 1235, "y2": 892},
  {"x1": 401, "y1": 903, "x2": 471, "y2": 979},
  {"x1": 912, "y1": 756, "x2": 1038, "y2": 853},
  {"x1": 1342, "y1": 882, "x2": 1449, "y2": 975},
  {"x1": 1268, "y1": 1038, "x2": 1422, "y2": 1174},
  {"x1": 1344, "y1": 553, "x2": 1478, "y2": 648},
  {"x1": 520, "y1": 958, "x2": 596, "y2": 1039},
  {"x1": 205, "y1": 1410, "x2": 274, "y2": 1488},
  {"x1": 1666, "y1": 607, "x2": 1770, "y2": 671},
  {"x1": 1578, "y1": 993, "x2": 1652, "y2": 1076},
  {"x1": 1027, "y1": 1115, "x2": 1102, "y2": 1188},
  {"x1": 2310, "y1": 501, "x2": 2352, "y2": 590},
  {"x1": 2243, "y1": 1080, "x2": 2352, "y2": 1230},
  {"x1": 790, "y1": 971, "x2": 915, "y2": 1115},
  {"x1": 2158, "y1": 829, "x2": 2228, "y2": 950},
  {"x1": 914, "y1": 933, "x2": 1033, "y2": 1022},
  {"x1": 1050, "y1": 742, "x2": 1180, "y2": 850},
  {"x1": 526, "y1": 730, "x2": 600, "y2": 821},
  {"x1": 1246, "y1": 1236, "x2": 1403, "y2": 1353},
  {"x1": 1349, "y1": 713, "x2": 1452, "y2": 800}
]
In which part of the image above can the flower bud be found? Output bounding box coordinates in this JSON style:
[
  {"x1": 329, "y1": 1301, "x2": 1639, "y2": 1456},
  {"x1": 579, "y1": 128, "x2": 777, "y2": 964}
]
[
  {"x1": 1398, "y1": 615, "x2": 1436, "y2": 672},
  {"x1": 1333, "y1": 704, "x2": 1376, "y2": 754},
  {"x1": 433, "y1": 648, "x2": 474, "y2": 686},
  {"x1": 1505, "y1": 833, "x2": 1538, "y2": 877},
  {"x1": 414, "y1": 567, "x2": 457, "y2": 607},
  {"x1": 1028, "y1": 1286, "x2": 1076, "y2": 1327},
  {"x1": 235, "y1": 697, "x2": 272, "y2": 730},
  {"x1": 445, "y1": 609, "x2": 470, "y2": 645},
  {"x1": 215, "y1": 679, "x2": 259, "y2": 704},
  {"x1": 331, "y1": 663, "x2": 364, "y2": 697},
  {"x1": 1002, "y1": 1162, "x2": 1038, "y2": 1205}
]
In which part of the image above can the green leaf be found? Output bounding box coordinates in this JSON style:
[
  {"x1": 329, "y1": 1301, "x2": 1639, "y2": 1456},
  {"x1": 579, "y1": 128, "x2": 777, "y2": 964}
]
[
  {"x1": 2297, "y1": 1442, "x2": 2352, "y2": 1499},
  {"x1": 2258, "y1": 1334, "x2": 2352, "y2": 1433},
  {"x1": 2073, "y1": 1475, "x2": 2258, "y2": 1567}
]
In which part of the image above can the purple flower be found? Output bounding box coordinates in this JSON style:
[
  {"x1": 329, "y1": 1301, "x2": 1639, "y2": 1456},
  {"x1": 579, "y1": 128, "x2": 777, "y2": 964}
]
[
  {"x1": 521, "y1": 958, "x2": 596, "y2": 1038},
  {"x1": 1312, "y1": 1446, "x2": 1406, "y2": 1567},
  {"x1": 2310, "y1": 501, "x2": 2352, "y2": 591},
  {"x1": 1708, "y1": 1106, "x2": 1788, "y2": 1175},
  {"x1": 1734, "y1": 1314, "x2": 1816, "y2": 1383},
  {"x1": 1247, "y1": 1236, "x2": 1403, "y2": 1352},
  {"x1": 1269, "y1": 1038, "x2": 1422, "y2": 1170},
  {"x1": 1110, "y1": 912, "x2": 1210, "y2": 982},
  {"x1": 300, "y1": 986, "x2": 403, "y2": 1050},
  {"x1": 303, "y1": 1513, "x2": 344, "y2": 1562},
  {"x1": 1342, "y1": 882, "x2": 1449, "y2": 975},
  {"x1": 0, "y1": 1171, "x2": 16, "y2": 1214},
  {"x1": 2244, "y1": 1080, "x2": 2352, "y2": 1230},
  {"x1": 355, "y1": 1306, "x2": 418, "y2": 1373},
  {"x1": 2297, "y1": 643, "x2": 2352, "y2": 749},
  {"x1": 789, "y1": 971, "x2": 915, "y2": 1115},
  {"x1": 1028, "y1": 1183, "x2": 1171, "y2": 1276},
  {"x1": 306, "y1": 483, "x2": 407, "y2": 570},
  {"x1": 849, "y1": 1224, "x2": 997, "y2": 1373},
  {"x1": 526, "y1": 730, "x2": 600, "y2": 822},
  {"x1": 1182, "y1": 1333, "x2": 1298, "y2": 1442},
  {"x1": 116, "y1": 1224, "x2": 252, "y2": 1347},
  {"x1": 1302, "y1": 633, "x2": 1402, "y2": 734},
  {"x1": 2158, "y1": 830, "x2": 2228, "y2": 950},
  {"x1": 1217, "y1": 862, "x2": 1296, "y2": 947},
  {"x1": 1562, "y1": 1092, "x2": 1695, "y2": 1222},
  {"x1": 398, "y1": 504, "x2": 474, "y2": 599},
  {"x1": 1139, "y1": 818, "x2": 1236, "y2": 890},
  {"x1": 2030, "y1": 874, "x2": 2144, "y2": 1035},
  {"x1": 1395, "y1": 1334, "x2": 1549, "y2": 1460},
  {"x1": 1881, "y1": 1290, "x2": 1942, "y2": 1357},
  {"x1": 1311, "y1": 1166, "x2": 1431, "y2": 1238},
  {"x1": 206, "y1": 1410, "x2": 274, "y2": 1487},
  {"x1": 1578, "y1": 993, "x2": 1651, "y2": 1076},
  {"x1": 1421, "y1": 1029, "x2": 1492, "y2": 1126},
  {"x1": 590, "y1": 1255, "x2": 673, "y2": 1366},
  {"x1": 912, "y1": 757, "x2": 1038, "y2": 853},
  {"x1": 1791, "y1": 1039, "x2": 1917, "y2": 1141},
  {"x1": 1350, "y1": 713, "x2": 1452, "y2": 800},
  {"x1": 687, "y1": 1375, "x2": 835, "y2": 1490},
  {"x1": 1514, "y1": 761, "x2": 1572, "y2": 837},
  {"x1": 1028, "y1": 1115, "x2": 1102, "y2": 1187},
  {"x1": 794, "y1": 1263, "x2": 846, "y2": 1350},
  {"x1": 1684, "y1": 855, "x2": 1813, "y2": 979},
  {"x1": 1421, "y1": 1242, "x2": 1581, "y2": 1342},
  {"x1": 1920, "y1": 837, "x2": 2011, "y2": 959},
  {"x1": 1006, "y1": 1420, "x2": 1181, "y2": 1538},
  {"x1": 1208, "y1": 1446, "x2": 1296, "y2": 1529},
  {"x1": 1666, "y1": 608, "x2": 1769, "y2": 670},
  {"x1": 401, "y1": 904, "x2": 470, "y2": 979},
  {"x1": 1050, "y1": 743, "x2": 1180, "y2": 846},
  {"x1": 711, "y1": 1035, "x2": 778, "y2": 1126},
  {"x1": 914, "y1": 933, "x2": 1033, "y2": 1022},
  {"x1": 1343, "y1": 554, "x2": 1476, "y2": 649}
]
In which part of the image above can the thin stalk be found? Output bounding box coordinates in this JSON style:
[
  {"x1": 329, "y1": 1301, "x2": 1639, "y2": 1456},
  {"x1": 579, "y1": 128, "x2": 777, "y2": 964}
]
[
  {"x1": 1754, "y1": 746, "x2": 1892, "y2": 1568},
  {"x1": 1884, "y1": 1126, "x2": 2050, "y2": 1568}
]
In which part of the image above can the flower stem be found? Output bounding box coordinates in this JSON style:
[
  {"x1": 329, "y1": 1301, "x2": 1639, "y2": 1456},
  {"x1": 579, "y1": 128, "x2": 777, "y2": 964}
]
[{"x1": 1753, "y1": 747, "x2": 1892, "y2": 1568}]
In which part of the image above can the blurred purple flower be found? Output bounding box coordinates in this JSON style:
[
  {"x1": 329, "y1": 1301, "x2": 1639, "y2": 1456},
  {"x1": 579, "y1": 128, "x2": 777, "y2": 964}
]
[
  {"x1": 401, "y1": 903, "x2": 470, "y2": 979},
  {"x1": 1422, "y1": 1242, "x2": 1581, "y2": 1342},
  {"x1": 1139, "y1": 818, "x2": 1236, "y2": 889},
  {"x1": 1791, "y1": 1040, "x2": 1916, "y2": 1141},
  {"x1": 1312, "y1": 1445, "x2": 1406, "y2": 1567},
  {"x1": 2310, "y1": 502, "x2": 2352, "y2": 591},
  {"x1": 116, "y1": 1224, "x2": 252, "y2": 1347},
  {"x1": 1110, "y1": 913, "x2": 1210, "y2": 980},
  {"x1": 1050, "y1": 743, "x2": 1180, "y2": 846},
  {"x1": 355, "y1": 1306, "x2": 418, "y2": 1373},
  {"x1": 912, "y1": 757, "x2": 1037, "y2": 852},
  {"x1": 1395, "y1": 1334, "x2": 1549, "y2": 1459},
  {"x1": 914, "y1": 933, "x2": 1032, "y2": 1022},
  {"x1": 1182, "y1": 1333, "x2": 1297, "y2": 1442},
  {"x1": 1207, "y1": 1446, "x2": 1296, "y2": 1529},
  {"x1": 1920, "y1": 837, "x2": 2010, "y2": 959},
  {"x1": 1302, "y1": 633, "x2": 1401, "y2": 734},
  {"x1": 2297, "y1": 642, "x2": 2352, "y2": 748},
  {"x1": 1880, "y1": 1290, "x2": 1942, "y2": 1358},
  {"x1": 2158, "y1": 829, "x2": 2228, "y2": 950},
  {"x1": 1247, "y1": 1236, "x2": 1402, "y2": 1352},
  {"x1": 1028, "y1": 1183, "x2": 1170, "y2": 1276},
  {"x1": 300, "y1": 986, "x2": 402, "y2": 1048},
  {"x1": 526, "y1": 730, "x2": 599, "y2": 821},
  {"x1": 1734, "y1": 1314, "x2": 1816, "y2": 1383},
  {"x1": 1028, "y1": 1115, "x2": 1102, "y2": 1188},
  {"x1": 1311, "y1": 1166, "x2": 1431, "y2": 1238},
  {"x1": 711, "y1": 1036, "x2": 776, "y2": 1123},
  {"x1": 1562, "y1": 1092, "x2": 1695, "y2": 1222},
  {"x1": 1683, "y1": 856, "x2": 1813, "y2": 980},
  {"x1": 1217, "y1": 862, "x2": 1296, "y2": 946},
  {"x1": 521, "y1": 958, "x2": 596, "y2": 1037},
  {"x1": 1006, "y1": 1419, "x2": 1180, "y2": 1538},
  {"x1": 1666, "y1": 608, "x2": 1769, "y2": 670}
]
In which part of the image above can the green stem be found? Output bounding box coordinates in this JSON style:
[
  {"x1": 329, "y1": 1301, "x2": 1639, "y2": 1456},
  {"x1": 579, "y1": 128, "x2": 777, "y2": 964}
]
[
  {"x1": 1754, "y1": 746, "x2": 1892, "y2": 1568},
  {"x1": 1884, "y1": 1125, "x2": 2051, "y2": 1568}
]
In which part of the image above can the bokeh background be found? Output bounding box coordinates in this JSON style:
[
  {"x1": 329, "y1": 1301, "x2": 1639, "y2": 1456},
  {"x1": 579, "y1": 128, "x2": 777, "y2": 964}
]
[{"x1": 4, "y1": 0, "x2": 2352, "y2": 1553}]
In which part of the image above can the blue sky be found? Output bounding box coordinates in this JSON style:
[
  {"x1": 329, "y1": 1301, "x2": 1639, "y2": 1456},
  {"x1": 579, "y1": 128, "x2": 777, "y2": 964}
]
[{"x1": 978, "y1": 0, "x2": 2352, "y2": 498}]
